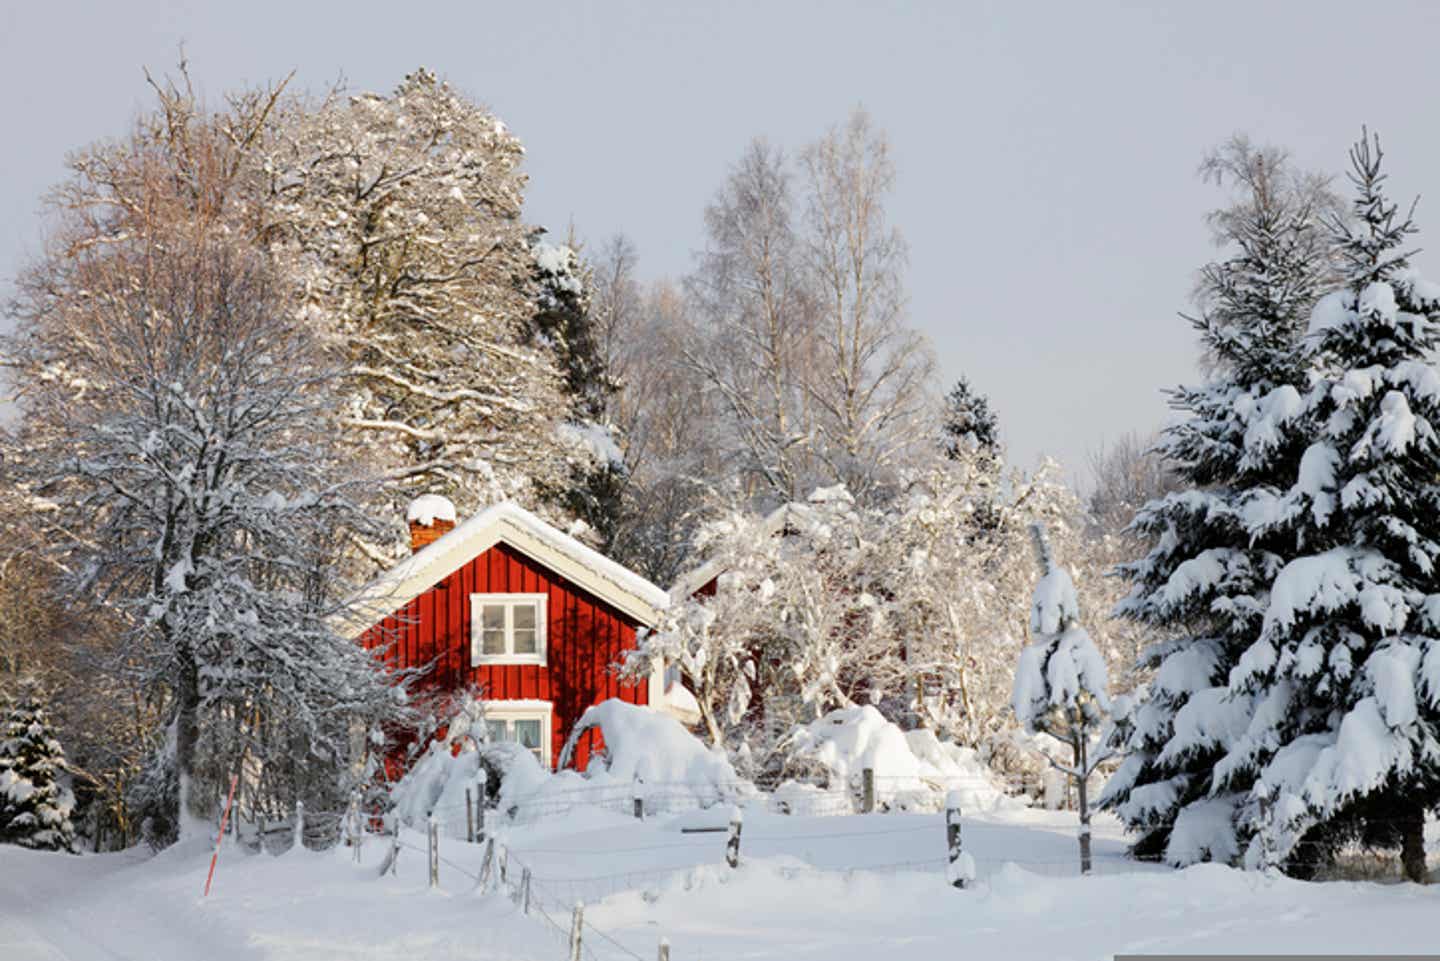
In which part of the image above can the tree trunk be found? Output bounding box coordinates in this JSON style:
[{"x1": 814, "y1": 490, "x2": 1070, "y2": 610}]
[
  {"x1": 174, "y1": 647, "x2": 201, "y2": 825},
  {"x1": 1399, "y1": 799, "x2": 1427, "y2": 884}
]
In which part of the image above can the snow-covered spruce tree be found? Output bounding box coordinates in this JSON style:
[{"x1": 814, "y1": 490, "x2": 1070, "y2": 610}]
[
  {"x1": 941, "y1": 376, "x2": 1000, "y2": 457},
  {"x1": 1216, "y1": 134, "x2": 1440, "y2": 882},
  {"x1": 527, "y1": 235, "x2": 628, "y2": 550},
  {"x1": 1013, "y1": 524, "x2": 1111, "y2": 872},
  {"x1": 260, "y1": 69, "x2": 581, "y2": 546},
  {"x1": 0, "y1": 681, "x2": 76, "y2": 852},
  {"x1": 1100, "y1": 139, "x2": 1335, "y2": 864},
  {"x1": 6, "y1": 228, "x2": 408, "y2": 844}
]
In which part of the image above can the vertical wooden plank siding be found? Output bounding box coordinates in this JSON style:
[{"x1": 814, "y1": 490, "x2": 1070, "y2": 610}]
[{"x1": 362, "y1": 540, "x2": 650, "y2": 770}]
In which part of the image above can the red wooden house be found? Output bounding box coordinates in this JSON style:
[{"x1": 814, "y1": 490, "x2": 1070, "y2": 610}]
[{"x1": 340, "y1": 497, "x2": 676, "y2": 770}]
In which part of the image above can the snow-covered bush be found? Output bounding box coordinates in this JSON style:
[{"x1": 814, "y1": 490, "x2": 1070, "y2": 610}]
[
  {"x1": 0, "y1": 683, "x2": 76, "y2": 852},
  {"x1": 557, "y1": 699, "x2": 741, "y2": 804},
  {"x1": 774, "y1": 705, "x2": 1015, "y2": 813}
]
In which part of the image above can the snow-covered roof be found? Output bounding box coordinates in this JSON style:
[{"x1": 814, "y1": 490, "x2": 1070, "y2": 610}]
[
  {"x1": 668, "y1": 501, "x2": 813, "y2": 602},
  {"x1": 338, "y1": 501, "x2": 670, "y2": 638}
]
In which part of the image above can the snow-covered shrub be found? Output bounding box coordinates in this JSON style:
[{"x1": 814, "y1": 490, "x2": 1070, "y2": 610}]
[
  {"x1": 391, "y1": 739, "x2": 548, "y2": 838},
  {"x1": 775, "y1": 705, "x2": 1014, "y2": 813},
  {"x1": 557, "y1": 699, "x2": 742, "y2": 805}
]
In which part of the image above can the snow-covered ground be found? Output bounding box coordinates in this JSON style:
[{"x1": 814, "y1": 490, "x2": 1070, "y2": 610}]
[{"x1": 3, "y1": 802, "x2": 1438, "y2": 961}]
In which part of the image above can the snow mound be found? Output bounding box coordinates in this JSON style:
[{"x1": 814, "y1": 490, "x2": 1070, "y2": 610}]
[{"x1": 778, "y1": 706, "x2": 1016, "y2": 813}]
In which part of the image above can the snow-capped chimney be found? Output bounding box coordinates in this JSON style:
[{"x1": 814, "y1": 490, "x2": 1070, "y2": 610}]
[{"x1": 406, "y1": 494, "x2": 457, "y2": 552}]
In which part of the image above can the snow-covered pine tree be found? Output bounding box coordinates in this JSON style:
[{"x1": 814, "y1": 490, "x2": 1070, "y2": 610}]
[
  {"x1": 1217, "y1": 133, "x2": 1440, "y2": 882},
  {"x1": 1100, "y1": 139, "x2": 1334, "y2": 865},
  {"x1": 0, "y1": 682, "x2": 77, "y2": 852},
  {"x1": 1013, "y1": 524, "x2": 1111, "y2": 872},
  {"x1": 941, "y1": 377, "x2": 1000, "y2": 457}
]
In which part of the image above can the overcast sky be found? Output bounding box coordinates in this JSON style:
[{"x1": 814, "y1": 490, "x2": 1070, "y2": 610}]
[{"x1": 4, "y1": 1, "x2": 1439, "y2": 482}]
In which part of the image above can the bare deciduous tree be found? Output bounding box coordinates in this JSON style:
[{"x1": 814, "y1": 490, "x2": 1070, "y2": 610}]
[{"x1": 800, "y1": 108, "x2": 935, "y2": 500}]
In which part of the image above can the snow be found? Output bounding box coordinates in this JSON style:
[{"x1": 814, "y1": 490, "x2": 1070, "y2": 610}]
[
  {"x1": 779, "y1": 706, "x2": 1014, "y2": 812},
  {"x1": 1368, "y1": 642, "x2": 1420, "y2": 728},
  {"x1": 1242, "y1": 384, "x2": 1303, "y2": 454},
  {"x1": 1308, "y1": 289, "x2": 1353, "y2": 335},
  {"x1": 1166, "y1": 795, "x2": 1242, "y2": 865},
  {"x1": 405, "y1": 493, "x2": 456, "y2": 526},
  {"x1": 1013, "y1": 627, "x2": 1111, "y2": 730},
  {"x1": 557, "y1": 699, "x2": 740, "y2": 800},
  {"x1": 556, "y1": 421, "x2": 625, "y2": 467},
  {"x1": 1361, "y1": 391, "x2": 1419, "y2": 457},
  {"x1": 1302, "y1": 698, "x2": 1416, "y2": 812},
  {"x1": 1028, "y1": 565, "x2": 1079, "y2": 636},
  {"x1": 1262, "y1": 548, "x2": 1376, "y2": 635},
  {"x1": 4, "y1": 808, "x2": 1439, "y2": 961}
]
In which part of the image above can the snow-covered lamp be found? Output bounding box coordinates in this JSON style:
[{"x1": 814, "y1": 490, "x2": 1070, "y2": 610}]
[{"x1": 407, "y1": 494, "x2": 457, "y2": 552}]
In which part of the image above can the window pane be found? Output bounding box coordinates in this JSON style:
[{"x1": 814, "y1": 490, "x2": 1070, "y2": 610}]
[
  {"x1": 485, "y1": 720, "x2": 509, "y2": 743},
  {"x1": 481, "y1": 604, "x2": 506, "y2": 654},
  {"x1": 514, "y1": 719, "x2": 542, "y2": 750},
  {"x1": 512, "y1": 603, "x2": 539, "y2": 654}
]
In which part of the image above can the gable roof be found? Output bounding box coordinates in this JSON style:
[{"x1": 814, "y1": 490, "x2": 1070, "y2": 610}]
[{"x1": 338, "y1": 501, "x2": 670, "y2": 638}]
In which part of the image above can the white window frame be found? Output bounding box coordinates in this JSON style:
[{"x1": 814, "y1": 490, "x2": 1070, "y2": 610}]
[
  {"x1": 483, "y1": 699, "x2": 553, "y2": 768},
  {"x1": 470, "y1": 593, "x2": 548, "y2": 666}
]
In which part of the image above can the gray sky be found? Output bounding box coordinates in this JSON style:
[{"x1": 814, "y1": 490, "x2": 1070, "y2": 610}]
[{"x1": 4, "y1": 1, "x2": 1439, "y2": 482}]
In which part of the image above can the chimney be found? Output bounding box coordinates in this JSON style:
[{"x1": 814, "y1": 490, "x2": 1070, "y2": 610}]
[{"x1": 406, "y1": 494, "x2": 457, "y2": 552}]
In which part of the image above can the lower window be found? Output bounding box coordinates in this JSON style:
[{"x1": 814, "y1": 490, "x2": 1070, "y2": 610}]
[{"x1": 483, "y1": 702, "x2": 552, "y2": 767}]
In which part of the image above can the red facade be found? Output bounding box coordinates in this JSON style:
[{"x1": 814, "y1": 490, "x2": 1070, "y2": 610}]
[{"x1": 362, "y1": 541, "x2": 648, "y2": 769}]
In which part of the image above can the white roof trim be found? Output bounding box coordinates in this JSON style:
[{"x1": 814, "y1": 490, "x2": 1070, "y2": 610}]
[{"x1": 337, "y1": 501, "x2": 669, "y2": 638}]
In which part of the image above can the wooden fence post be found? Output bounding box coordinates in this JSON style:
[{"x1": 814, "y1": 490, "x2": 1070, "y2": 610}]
[
  {"x1": 569, "y1": 902, "x2": 585, "y2": 961},
  {"x1": 658, "y1": 937, "x2": 671, "y2": 961},
  {"x1": 633, "y1": 774, "x2": 645, "y2": 820},
  {"x1": 379, "y1": 816, "x2": 401, "y2": 877},
  {"x1": 476, "y1": 780, "x2": 487, "y2": 841},
  {"x1": 725, "y1": 805, "x2": 743, "y2": 869},
  {"x1": 862, "y1": 768, "x2": 876, "y2": 813},
  {"x1": 945, "y1": 790, "x2": 974, "y2": 889},
  {"x1": 1258, "y1": 785, "x2": 1278, "y2": 876},
  {"x1": 347, "y1": 791, "x2": 363, "y2": 864},
  {"x1": 293, "y1": 801, "x2": 305, "y2": 852},
  {"x1": 520, "y1": 866, "x2": 532, "y2": 914},
  {"x1": 427, "y1": 817, "x2": 440, "y2": 889},
  {"x1": 478, "y1": 837, "x2": 495, "y2": 892}
]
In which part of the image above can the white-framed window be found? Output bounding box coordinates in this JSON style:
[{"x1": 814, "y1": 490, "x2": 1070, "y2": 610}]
[
  {"x1": 483, "y1": 700, "x2": 552, "y2": 767},
  {"x1": 470, "y1": 593, "x2": 548, "y2": 666}
]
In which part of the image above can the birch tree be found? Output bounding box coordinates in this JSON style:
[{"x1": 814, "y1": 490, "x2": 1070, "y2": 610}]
[{"x1": 800, "y1": 109, "x2": 935, "y2": 500}]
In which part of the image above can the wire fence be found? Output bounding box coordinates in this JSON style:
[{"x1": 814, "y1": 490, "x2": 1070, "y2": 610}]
[{"x1": 228, "y1": 769, "x2": 1440, "y2": 960}]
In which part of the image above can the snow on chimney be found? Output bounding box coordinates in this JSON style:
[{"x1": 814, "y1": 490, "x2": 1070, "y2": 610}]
[{"x1": 406, "y1": 494, "x2": 457, "y2": 552}]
